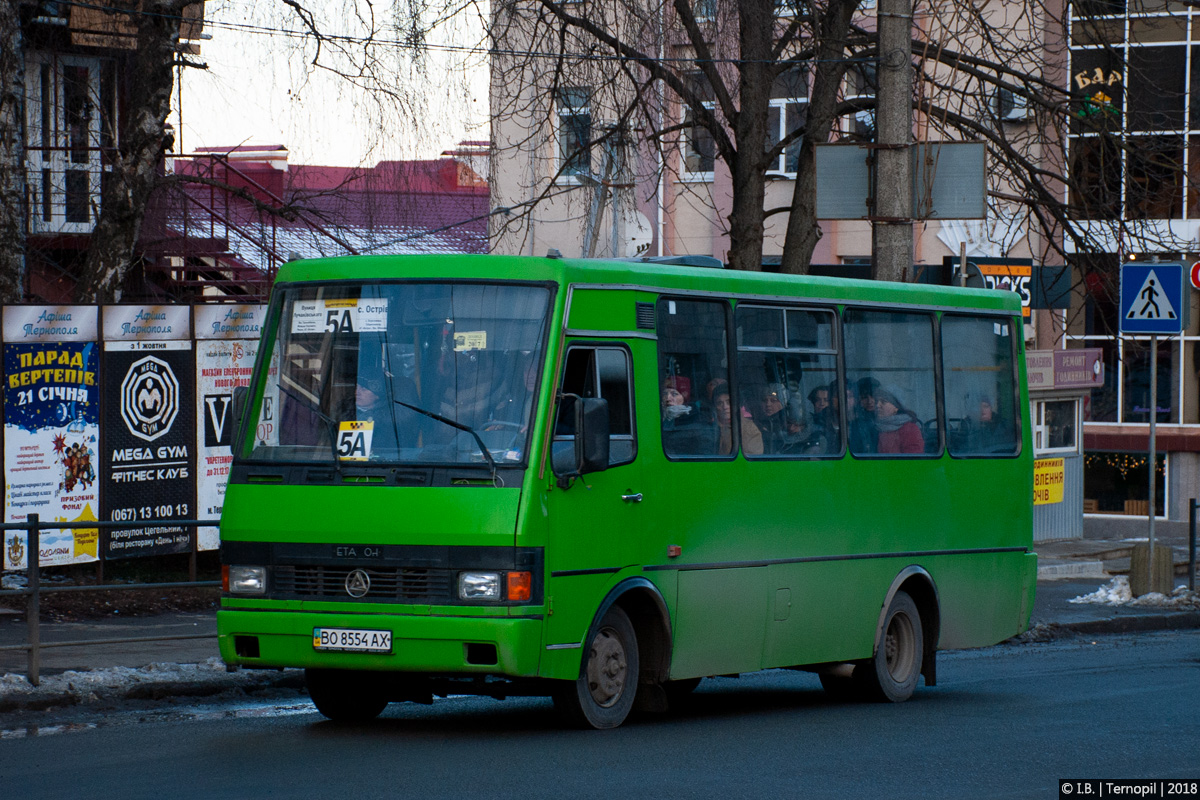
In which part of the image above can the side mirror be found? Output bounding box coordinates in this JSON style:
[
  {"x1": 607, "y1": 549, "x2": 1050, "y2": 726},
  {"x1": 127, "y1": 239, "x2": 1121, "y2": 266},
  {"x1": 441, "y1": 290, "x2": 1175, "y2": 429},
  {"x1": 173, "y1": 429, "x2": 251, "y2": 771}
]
[
  {"x1": 553, "y1": 394, "x2": 610, "y2": 486},
  {"x1": 575, "y1": 397, "x2": 610, "y2": 475}
]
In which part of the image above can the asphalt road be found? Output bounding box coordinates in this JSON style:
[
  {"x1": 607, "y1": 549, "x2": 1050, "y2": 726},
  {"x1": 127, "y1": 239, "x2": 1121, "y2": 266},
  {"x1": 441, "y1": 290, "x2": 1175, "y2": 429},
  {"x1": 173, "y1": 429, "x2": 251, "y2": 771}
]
[{"x1": 1, "y1": 630, "x2": 1198, "y2": 800}]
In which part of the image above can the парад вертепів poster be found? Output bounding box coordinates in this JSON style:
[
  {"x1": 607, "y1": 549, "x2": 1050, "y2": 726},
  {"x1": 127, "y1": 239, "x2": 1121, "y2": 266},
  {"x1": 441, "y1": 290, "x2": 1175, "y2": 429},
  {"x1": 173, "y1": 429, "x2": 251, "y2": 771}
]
[{"x1": 2, "y1": 306, "x2": 100, "y2": 570}]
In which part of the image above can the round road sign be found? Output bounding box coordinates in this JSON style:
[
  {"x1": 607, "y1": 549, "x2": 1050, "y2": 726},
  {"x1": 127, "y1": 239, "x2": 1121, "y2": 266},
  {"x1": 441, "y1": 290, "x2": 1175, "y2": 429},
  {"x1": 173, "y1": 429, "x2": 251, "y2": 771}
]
[{"x1": 1191, "y1": 261, "x2": 1200, "y2": 291}]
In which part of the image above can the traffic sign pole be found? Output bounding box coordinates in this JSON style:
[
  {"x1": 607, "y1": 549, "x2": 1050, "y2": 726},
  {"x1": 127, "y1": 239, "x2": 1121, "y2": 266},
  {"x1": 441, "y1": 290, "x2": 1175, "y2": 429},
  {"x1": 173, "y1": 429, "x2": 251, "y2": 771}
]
[
  {"x1": 1119, "y1": 261, "x2": 1185, "y2": 596},
  {"x1": 1149, "y1": 335, "x2": 1157, "y2": 571}
]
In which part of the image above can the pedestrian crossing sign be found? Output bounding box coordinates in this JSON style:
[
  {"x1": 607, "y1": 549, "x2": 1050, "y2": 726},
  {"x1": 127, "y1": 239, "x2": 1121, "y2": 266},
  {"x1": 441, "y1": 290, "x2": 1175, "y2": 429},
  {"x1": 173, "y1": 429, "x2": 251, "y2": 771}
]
[{"x1": 1119, "y1": 263, "x2": 1188, "y2": 334}]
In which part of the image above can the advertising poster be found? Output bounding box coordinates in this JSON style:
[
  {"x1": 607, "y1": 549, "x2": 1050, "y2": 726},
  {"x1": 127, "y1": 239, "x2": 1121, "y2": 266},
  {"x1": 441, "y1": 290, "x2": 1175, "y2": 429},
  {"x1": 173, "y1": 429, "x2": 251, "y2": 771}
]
[
  {"x1": 100, "y1": 306, "x2": 196, "y2": 559},
  {"x1": 2, "y1": 306, "x2": 100, "y2": 570},
  {"x1": 194, "y1": 305, "x2": 267, "y2": 550}
]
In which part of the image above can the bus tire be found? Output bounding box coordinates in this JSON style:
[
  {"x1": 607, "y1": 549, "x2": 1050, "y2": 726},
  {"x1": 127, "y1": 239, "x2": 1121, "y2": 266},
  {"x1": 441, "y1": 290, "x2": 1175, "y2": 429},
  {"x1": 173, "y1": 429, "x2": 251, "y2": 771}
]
[
  {"x1": 554, "y1": 605, "x2": 639, "y2": 729},
  {"x1": 862, "y1": 590, "x2": 923, "y2": 703},
  {"x1": 305, "y1": 668, "x2": 389, "y2": 722}
]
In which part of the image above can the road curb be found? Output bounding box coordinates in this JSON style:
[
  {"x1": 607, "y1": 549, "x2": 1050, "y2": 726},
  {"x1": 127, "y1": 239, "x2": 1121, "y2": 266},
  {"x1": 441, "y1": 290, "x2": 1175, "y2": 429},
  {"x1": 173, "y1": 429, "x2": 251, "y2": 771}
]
[
  {"x1": 0, "y1": 667, "x2": 305, "y2": 714},
  {"x1": 1058, "y1": 612, "x2": 1200, "y2": 636}
]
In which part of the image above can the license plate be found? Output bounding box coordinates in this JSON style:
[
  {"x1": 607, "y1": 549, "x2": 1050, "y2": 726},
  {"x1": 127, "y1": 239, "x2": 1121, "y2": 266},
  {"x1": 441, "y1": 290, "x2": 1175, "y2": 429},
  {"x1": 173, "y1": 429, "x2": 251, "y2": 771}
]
[{"x1": 312, "y1": 627, "x2": 393, "y2": 653}]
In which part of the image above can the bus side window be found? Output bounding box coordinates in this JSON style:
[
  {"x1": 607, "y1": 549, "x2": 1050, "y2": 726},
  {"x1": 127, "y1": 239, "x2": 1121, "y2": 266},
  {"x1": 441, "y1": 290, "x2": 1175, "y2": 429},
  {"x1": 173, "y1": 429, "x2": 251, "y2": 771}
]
[
  {"x1": 843, "y1": 308, "x2": 939, "y2": 457},
  {"x1": 553, "y1": 346, "x2": 637, "y2": 468},
  {"x1": 942, "y1": 315, "x2": 1020, "y2": 457},
  {"x1": 657, "y1": 298, "x2": 730, "y2": 458},
  {"x1": 736, "y1": 305, "x2": 839, "y2": 458}
]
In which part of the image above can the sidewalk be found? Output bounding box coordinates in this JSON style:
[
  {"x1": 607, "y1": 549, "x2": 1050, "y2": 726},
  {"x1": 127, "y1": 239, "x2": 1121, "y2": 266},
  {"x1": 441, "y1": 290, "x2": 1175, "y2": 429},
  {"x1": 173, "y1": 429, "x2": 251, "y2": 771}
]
[{"x1": 0, "y1": 535, "x2": 1197, "y2": 713}]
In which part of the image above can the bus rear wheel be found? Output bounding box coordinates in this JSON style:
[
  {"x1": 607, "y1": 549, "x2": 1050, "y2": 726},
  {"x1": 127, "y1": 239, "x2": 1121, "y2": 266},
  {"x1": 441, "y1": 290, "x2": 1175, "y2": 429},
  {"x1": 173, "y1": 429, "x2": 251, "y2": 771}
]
[
  {"x1": 861, "y1": 590, "x2": 923, "y2": 703},
  {"x1": 554, "y1": 605, "x2": 639, "y2": 729},
  {"x1": 305, "y1": 668, "x2": 389, "y2": 722}
]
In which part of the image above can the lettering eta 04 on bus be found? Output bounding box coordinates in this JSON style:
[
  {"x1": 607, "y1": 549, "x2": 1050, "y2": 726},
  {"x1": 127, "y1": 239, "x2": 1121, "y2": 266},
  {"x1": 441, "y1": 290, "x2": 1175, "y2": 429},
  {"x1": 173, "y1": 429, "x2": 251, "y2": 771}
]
[{"x1": 217, "y1": 254, "x2": 1036, "y2": 729}]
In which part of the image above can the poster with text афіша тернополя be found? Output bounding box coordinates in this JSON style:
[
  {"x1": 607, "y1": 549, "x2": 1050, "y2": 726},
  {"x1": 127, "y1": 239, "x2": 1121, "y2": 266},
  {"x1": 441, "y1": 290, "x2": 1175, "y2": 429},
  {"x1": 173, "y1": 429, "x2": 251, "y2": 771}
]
[
  {"x1": 3, "y1": 306, "x2": 100, "y2": 570},
  {"x1": 194, "y1": 304, "x2": 268, "y2": 551}
]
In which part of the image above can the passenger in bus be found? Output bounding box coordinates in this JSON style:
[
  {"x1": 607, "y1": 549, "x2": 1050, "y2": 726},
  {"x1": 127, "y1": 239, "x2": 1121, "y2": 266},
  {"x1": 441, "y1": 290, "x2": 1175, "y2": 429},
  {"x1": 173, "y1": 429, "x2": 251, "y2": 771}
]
[
  {"x1": 848, "y1": 379, "x2": 878, "y2": 454},
  {"x1": 486, "y1": 355, "x2": 540, "y2": 459},
  {"x1": 491, "y1": 355, "x2": 539, "y2": 427},
  {"x1": 352, "y1": 374, "x2": 401, "y2": 453},
  {"x1": 759, "y1": 384, "x2": 829, "y2": 455},
  {"x1": 439, "y1": 350, "x2": 500, "y2": 431},
  {"x1": 661, "y1": 376, "x2": 715, "y2": 455},
  {"x1": 874, "y1": 386, "x2": 924, "y2": 454},
  {"x1": 660, "y1": 381, "x2": 694, "y2": 426},
  {"x1": 809, "y1": 384, "x2": 837, "y2": 446},
  {"x1": 963, "y1": 395, "x2": 1011, "y2": 453},
  {"x1": 756, "y1": 384, "x2": 790, "y2": 453},
  {"x1": 714, "y1": 385, "x2": 763, "y2": 456}
]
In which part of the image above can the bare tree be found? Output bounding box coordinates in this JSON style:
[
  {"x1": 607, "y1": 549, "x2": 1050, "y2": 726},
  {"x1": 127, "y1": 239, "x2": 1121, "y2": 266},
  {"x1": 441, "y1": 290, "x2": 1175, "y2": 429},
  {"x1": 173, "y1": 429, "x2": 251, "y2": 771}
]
[
  {"x1": 491, "y1": 0, "x2": 1199, "y2": 295},
  {"x1": 0, "y1": 0, "x2": 468, "y2": 303},
  {"x1": 491, "y1": 0, "x2": 866, "y2": 271},
  {"x1": 76, "y1": 0, "x2": 195, "y2": 302},
  {"x1": 0, "y1": 0, "x2": 26, "y2": 303}
]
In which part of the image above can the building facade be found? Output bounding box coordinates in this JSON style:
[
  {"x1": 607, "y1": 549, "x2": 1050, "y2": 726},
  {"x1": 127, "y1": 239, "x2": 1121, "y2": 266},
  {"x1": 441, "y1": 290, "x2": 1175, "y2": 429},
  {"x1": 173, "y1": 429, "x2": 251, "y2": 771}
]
[{"x1": 490, "y1": 0, "x2": 1200, "y2": 538}]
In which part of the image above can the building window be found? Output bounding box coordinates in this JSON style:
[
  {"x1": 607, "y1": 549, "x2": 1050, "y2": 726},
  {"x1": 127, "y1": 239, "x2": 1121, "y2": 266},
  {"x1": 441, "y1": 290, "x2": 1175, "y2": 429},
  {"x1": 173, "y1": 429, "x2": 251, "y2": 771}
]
[
  {"x1": 24, "y1": 52, "x2": 113, "y2": 234},
  {"x1": 692, "y1": 0, "x2": 716, "y2": 21},
  {"x1": 1084, "y1": 451, "x2": 1165, "y2": 516},
  {"x1": 682, "y1": 72, "x2": 715, "y2": 178},
  {"x1": 1065, "y1": 252, "x2": 1200, "y2": 426},
  {"x1": 845, "y1": 63, "x2": 876, "y2": 142},
  {"x1": 767, "y1": 68, "x2": 807, "y2": 175},
  {"x1": 1067, "y1": 3, "x2": 1196, "y2": 222},
  {"x1": 556, "y1": 87, "x2": 592, "y2": 178},
  {"x1": 1033, "y1": 399, "x2": 1080, "y2": 454}
]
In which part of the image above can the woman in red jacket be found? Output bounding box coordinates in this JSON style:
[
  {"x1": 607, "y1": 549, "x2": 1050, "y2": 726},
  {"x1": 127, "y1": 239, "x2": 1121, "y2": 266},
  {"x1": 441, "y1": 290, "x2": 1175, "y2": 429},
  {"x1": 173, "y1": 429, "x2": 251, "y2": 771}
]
[{"x1": 874, "y1": 386, "x2": 925, "y2": 454}]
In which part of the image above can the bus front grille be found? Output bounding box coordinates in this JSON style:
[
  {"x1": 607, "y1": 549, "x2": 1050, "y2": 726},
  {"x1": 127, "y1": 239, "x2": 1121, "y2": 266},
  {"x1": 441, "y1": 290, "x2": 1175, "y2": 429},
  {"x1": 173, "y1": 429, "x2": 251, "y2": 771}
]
[{"x1": 271, "y1": 566, "x2": 454, "y2": 602}]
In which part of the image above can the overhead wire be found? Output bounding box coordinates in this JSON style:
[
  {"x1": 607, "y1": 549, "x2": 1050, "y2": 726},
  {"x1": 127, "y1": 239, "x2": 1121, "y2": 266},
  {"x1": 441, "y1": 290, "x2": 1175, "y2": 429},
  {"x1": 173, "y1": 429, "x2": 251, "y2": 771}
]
[{"x1": 51, "y1": 0, "x2": 880, "y2": 68}]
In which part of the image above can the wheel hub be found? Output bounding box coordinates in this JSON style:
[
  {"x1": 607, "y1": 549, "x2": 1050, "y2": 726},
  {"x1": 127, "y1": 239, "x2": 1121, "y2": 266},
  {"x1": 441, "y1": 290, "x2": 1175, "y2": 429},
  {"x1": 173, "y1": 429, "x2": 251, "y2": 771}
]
[
  {"x1": 586, "y1": 627, "x2": 627, "y2": 708},
  {"x1": 884, "y1": 613, "x2": 915, "y2": 682}
]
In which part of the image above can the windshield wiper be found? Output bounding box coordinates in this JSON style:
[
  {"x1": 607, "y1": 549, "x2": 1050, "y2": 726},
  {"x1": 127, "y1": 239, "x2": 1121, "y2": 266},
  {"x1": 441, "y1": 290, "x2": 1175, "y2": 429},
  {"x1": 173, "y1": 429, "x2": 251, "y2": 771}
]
[
  {"x1": 393, "y1": 399, "x2": 498, "y2": 483},
  {"x1": 277, "y1": 382, "x2": 343, "y2": 473}
]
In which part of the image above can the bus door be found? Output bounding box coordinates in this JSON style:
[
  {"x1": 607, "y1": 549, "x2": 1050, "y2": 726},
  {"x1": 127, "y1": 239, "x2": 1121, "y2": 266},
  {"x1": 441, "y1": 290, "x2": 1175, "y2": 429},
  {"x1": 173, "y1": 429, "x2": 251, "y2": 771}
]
[{"x1": 541, "y1": 342, "x2": 644, "y2": 652}]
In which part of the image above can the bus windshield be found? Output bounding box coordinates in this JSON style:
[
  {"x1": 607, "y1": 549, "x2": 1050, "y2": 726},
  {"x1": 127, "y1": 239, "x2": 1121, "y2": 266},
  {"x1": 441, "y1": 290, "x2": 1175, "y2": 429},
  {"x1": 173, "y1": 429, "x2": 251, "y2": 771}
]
[{"x1": 243, "y1": 281, "x2": 552, "y2": 467}]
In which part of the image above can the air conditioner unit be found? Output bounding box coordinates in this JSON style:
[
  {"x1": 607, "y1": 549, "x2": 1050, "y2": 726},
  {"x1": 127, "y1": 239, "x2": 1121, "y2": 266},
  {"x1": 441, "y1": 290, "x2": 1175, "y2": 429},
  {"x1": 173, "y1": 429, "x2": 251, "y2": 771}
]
[{"x1": 994, "y1": 88, "x2": 1031, "y2": 122}]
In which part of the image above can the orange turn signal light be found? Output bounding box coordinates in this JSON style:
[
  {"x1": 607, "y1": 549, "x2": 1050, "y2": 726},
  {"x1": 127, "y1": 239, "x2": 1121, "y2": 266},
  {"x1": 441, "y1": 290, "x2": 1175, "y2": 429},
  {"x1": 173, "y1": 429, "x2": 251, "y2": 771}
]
[
  {"x1": 221, "y1": 565, "x2": 229, "y2": 591},
  {"x1": 507, "y1": 571, "x2": 532, "y2": 602}
]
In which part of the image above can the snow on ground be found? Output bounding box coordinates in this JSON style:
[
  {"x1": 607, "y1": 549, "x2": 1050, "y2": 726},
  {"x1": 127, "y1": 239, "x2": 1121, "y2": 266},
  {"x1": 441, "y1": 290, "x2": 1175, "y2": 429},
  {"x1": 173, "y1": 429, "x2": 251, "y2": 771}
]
[
  {"x1": 0, "y1": 657, "x2": 298, "y2": 709},
  {"x1": 2, "y1": 573, "x2": 28, "y2": 590},
  {"x1": 1069, "y1": 576, "x2": 1200, "y2": 609}
]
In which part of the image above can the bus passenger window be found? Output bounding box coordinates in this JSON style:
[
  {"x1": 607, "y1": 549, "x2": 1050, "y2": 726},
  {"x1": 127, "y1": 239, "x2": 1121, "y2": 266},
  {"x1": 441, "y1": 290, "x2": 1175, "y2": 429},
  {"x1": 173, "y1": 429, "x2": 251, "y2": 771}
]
[
  {"x1": 657, "y1": 298, "x2": 730, "y2": 457},
  {"x1": 942, "y1": 315, "x2": 1020, "y2": 457},
  {"x1": 844, "y1": 309, "x2": 938, "y2": 457},
  {"x1": 553, "y1": 346, "x2": 636, "y2": 468},
  {"x1": 736, "y1": 305, "x2": 839, "y2": 458}
]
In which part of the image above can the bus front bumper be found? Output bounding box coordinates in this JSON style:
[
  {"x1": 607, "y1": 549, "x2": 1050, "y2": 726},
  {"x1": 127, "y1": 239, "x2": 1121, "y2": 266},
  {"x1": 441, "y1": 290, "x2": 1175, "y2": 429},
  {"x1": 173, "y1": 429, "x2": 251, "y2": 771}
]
[{"x1": 217, "y1": 609, "x2": 544, "y2": 677}]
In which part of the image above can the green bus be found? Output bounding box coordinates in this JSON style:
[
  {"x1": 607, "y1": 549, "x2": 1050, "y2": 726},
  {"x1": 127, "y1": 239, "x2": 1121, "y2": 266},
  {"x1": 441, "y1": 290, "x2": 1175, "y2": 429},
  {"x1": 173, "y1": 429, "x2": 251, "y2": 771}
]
[{"x1": 217, "y1": 253, "x2": 1036, "y2": 728}]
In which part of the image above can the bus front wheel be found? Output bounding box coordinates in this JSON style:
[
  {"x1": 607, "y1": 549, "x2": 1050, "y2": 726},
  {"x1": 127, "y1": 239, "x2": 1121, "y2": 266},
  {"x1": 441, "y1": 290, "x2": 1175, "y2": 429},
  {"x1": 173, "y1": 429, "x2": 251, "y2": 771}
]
[
  {"x1": 305, "y1": 668, "x2": 389, "y2": 722},
  {"x1": 862, "y1": 590, "x2": 923, "y2": 703},
  {"x1": 554, "y1": 605, "x2": 640, "y2": 729}
]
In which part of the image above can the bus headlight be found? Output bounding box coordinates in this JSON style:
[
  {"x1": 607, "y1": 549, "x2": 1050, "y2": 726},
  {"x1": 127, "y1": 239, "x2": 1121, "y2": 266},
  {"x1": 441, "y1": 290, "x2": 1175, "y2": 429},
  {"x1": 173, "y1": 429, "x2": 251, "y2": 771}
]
[
  {"x1": 226, "y1": 566, "x2": 266, "y2": 594},
  {"x1": 458, "y1": 572, "x2": 500, "y2": 600}
]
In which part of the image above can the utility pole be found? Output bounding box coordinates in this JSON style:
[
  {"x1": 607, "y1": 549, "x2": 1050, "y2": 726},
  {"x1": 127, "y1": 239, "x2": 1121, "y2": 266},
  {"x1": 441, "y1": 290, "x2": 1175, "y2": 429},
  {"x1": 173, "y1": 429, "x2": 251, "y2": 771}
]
[{"x1": 871, "y1": 0, "x2": 914, "y2": 282}]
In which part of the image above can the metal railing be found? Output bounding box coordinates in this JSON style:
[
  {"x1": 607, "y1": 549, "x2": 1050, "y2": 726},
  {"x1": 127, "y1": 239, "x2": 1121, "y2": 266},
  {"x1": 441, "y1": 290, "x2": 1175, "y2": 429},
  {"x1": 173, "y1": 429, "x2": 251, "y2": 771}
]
[{"x1": 0, "y1": 514, "x2": 221, "y2": 686}]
